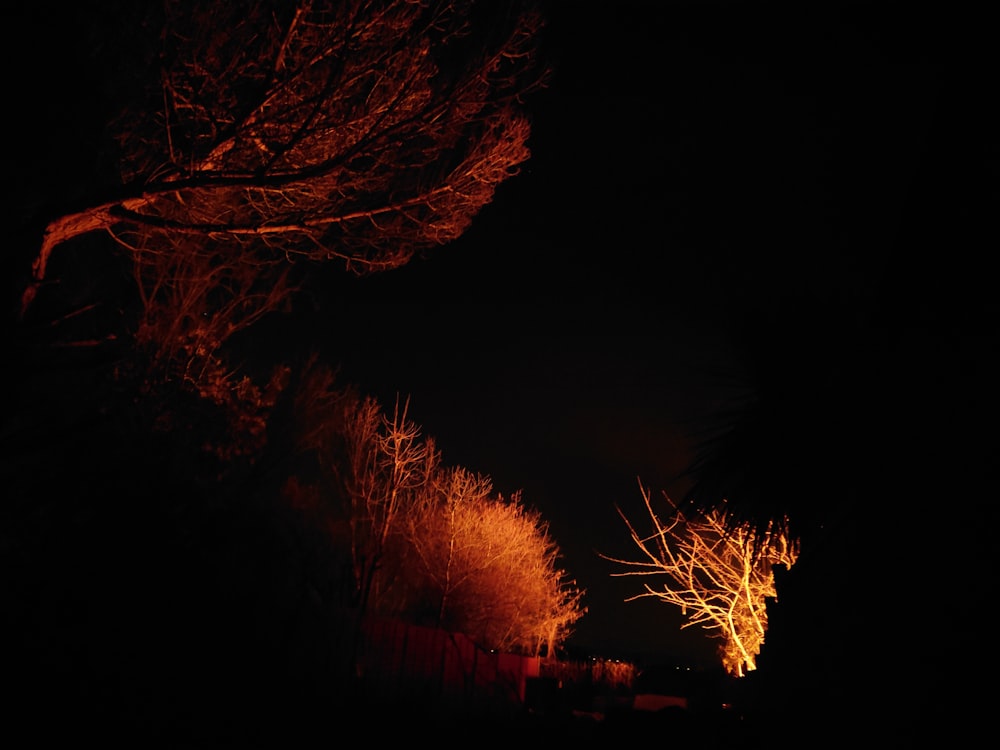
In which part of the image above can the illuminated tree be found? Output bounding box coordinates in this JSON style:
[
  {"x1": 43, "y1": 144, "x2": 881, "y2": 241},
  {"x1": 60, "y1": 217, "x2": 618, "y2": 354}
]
[
  {"x1": 257, "y1": 370, "x2": 585, "y2": 655},
  {"x1": 402, "y1": 473, "x2": 584, "y2": 656},
  {"x1": 19, "y1": 0, "x2": 546, "y2": 400},
  {"x1": 605, "y1": 481, "x2": 799, "y2": 677},
  {"x1": 336, "y1": 393, "x2": 438, "y2": 613},
  {"x1": 521, "y1": 514, "x2": 587, "y2": 660},
  {"x1": 402, "y1": 465, "x2": 496, "y2": 627}
]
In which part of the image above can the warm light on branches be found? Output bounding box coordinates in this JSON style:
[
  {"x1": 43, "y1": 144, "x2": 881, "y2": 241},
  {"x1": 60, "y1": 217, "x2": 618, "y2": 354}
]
[
  {"x1": 20, "y1": 0, "x2": 546, "y2": 321},
  {"x1": 604, "y1": 480, "x2": 799, "y2": 677},
  {"x1": 17, "y1": 1, "x2": 547, "y2": 455},
  {"x1": 399, "y1": 467, "x2": 585, "y2": 656},
  {"x1": 337, "y1": 393, "x2": 437, "y2": 613},
  {"x1": 327, "y1": 389, "x2": 584, "y2": 656}
]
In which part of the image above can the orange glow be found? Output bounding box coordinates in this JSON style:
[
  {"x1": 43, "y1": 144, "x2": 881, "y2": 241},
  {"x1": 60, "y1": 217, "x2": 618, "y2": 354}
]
[{"x1": 605, "y1": 481, "x2": 799, "y2": 677}]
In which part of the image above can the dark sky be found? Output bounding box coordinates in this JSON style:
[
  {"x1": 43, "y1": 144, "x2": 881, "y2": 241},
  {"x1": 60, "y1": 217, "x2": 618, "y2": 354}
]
[
  {"x1": 311, "y1": 1, "x2": 996, "y2": 665},
  {"x1": 8, "y1": 1, "x2": 994, "y2": 679}
]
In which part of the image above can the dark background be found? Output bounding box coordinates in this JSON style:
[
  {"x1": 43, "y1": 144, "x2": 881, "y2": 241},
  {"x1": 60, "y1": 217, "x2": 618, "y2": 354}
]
[
  {"x1": 317, "y1": 0, "x2": 997, "y2": 668},
  {"x1": 6, "y1": 1, "x2": 996, "y2": 738}
]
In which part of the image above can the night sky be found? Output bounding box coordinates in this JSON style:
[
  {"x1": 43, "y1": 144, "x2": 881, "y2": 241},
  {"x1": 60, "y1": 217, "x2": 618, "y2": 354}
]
[
  {"x1": 6, "y1": 0, "x2": 997, "y2": 737},
  {"x1": 308, "y1": 1, "x2": 997, "y2": 667}
]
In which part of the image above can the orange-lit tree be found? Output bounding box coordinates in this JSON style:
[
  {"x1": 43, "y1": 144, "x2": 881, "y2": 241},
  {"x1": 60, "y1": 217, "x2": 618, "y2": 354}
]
[
  {"x1": 605, "y1": 481, "x2": 799, "y2": 677},
  {"x1": 19, "y1": 0, "x2": 546, "y2": 422},
  {"x1": 336, "y1": 393, "x2": 438, "y2": 615},
  {"x1": 168, "y1": 351, "x2": 583, "y2": 658},
  {"x1": 508, "y1": 499, "x2": 587, "y2": 659},
  {"x1": 402, "y1": 469, "x2": 585, "y2": 655},
  {"x1": 402, "y1": 465, "x2": 496, "y2": 628}
]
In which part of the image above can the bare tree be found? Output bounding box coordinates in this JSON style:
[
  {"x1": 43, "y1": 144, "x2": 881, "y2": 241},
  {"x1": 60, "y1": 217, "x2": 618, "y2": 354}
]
[
  {"x1": 490, "y1": 498, "x2": 586, "y2": 659},
  {"x1": 402, "y1": 465, "x2": 495, "y2": 628},
  {"x1": 604, "y1": 480, "x2": 799, "y2": 677},
  {"x1": 531, "y1": 537, "x2": 587, "y2": 660},
  {"x1": 19, "y1": 0, "x2": 546, "y2": 378},
  {"x1": 403, "y1": 474, "x2": 584, "y2": 655},
  {"x1": 277, "y1": 378, "x2": 584, "y2": 656},
  {"x1": 337, "y1": 393, "x2": 438, "y2": 614}
]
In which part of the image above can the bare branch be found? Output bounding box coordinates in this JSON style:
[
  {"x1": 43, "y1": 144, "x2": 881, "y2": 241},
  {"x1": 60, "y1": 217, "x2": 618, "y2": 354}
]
[
  {"x1": 21, "y1": 0, "x2": 546, "y2": 325},
  {"x1": 603, "y1": 479, "x2": 799, "y2": 677}
]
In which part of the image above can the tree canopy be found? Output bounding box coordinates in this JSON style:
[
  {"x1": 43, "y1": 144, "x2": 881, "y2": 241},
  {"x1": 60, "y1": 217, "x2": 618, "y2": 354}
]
[
  {"x1": 19, "y1": 0, "x2": 547, "y2": 390},
  {"x1": 7, "y1": 1, "x2": 560, "y2": 739}
]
